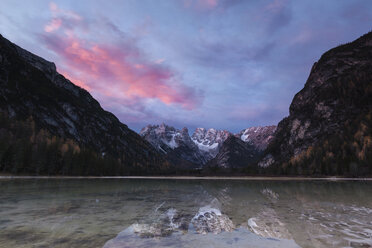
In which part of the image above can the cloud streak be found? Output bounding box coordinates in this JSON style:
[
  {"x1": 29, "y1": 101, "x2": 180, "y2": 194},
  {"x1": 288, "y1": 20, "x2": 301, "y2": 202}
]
[
  {"x1": 3, "y1": 0, "x2": 370, "y2": 131},
  {"x1": 41, "y1": 2, "x2": 202, "y2": 113}
]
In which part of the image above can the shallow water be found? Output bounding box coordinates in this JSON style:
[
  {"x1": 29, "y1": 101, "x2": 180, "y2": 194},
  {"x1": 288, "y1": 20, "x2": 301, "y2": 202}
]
[{"x1": 0, "y1": 179, "x2": 371, "y2": 248}]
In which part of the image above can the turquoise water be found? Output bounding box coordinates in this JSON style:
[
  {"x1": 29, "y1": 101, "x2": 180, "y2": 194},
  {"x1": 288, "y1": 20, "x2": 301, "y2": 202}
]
[{"x1": 0, "y1": 178, "x2": 371, "y2": 248}]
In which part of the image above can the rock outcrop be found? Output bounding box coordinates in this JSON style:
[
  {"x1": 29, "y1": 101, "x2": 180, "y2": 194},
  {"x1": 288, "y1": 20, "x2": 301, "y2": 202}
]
[
  {"x1": 0, "y1": 34, "x2": 168, "y2": 174},
  {"x1": 191, "y1": 128, "x2": 231, "y2": 159},
  {"x1": 206, "y1": 136, "x2": 259, "y2": 169},
  {"x1": 235, "y1": 126, "x2": 276, "y2": 151},
  {"x1": 140, "y1": 124, "x2": 207, "y2": 168},
  {"x1": 140, "y1": 124, "x2": 276, "y2": 169},
  {"x1": 265, "y1": 32, "x2": 372, "y2": 175},
  {"x1": 191, "y1": 206, "x2": 234, "y2": 234}
]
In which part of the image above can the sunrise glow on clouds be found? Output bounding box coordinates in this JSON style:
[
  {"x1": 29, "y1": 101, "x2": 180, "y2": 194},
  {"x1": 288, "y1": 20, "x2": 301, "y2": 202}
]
[
  {"x1": 0, "y1": 0, "x2": 371, "y2": 131},
  {"x1": 42, "y1": 2, "x2": 201, "y2": 111}
]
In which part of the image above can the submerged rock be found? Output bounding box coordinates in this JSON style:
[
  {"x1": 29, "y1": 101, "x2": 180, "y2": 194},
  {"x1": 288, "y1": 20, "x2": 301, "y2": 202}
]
[
  {"x1": 191, "y1": 206, "x2": 235, "y2": 234},
  {"x1": 261, "y1": 188, "x2": 279, "y2": 202},
  {"x1": 247, "y1": 208, "x2": 292, "y2": 240},
  {"x1": 131, "y1": 208, "x2": 190, "y2": 238},
  {"x1": 131, "y1": 223, "x2": 173, "y2": 238},
  {"x1": 103, "y1": 227, "x2": 300, "y2": 248}
]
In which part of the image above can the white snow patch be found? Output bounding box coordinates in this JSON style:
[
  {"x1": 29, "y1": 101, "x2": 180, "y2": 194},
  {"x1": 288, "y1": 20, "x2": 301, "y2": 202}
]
[
  {"x1": 166, "y1": 134, "x2": 178, "y2": 149},
  {"x1": 192, "y1": 139, "x2": 219, "y2": 152}
]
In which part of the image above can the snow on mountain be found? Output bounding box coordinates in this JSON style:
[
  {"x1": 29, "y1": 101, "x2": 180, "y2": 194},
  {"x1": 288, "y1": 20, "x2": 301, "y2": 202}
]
[
  {"x1": 139, "y1": 123, "x2": 276, "y2": 168},
  {"x1": 191, "y1": 128, "x2": 231, "y2": 158},
  {"x1": 235, "y1": 126, "x2": 276, "y2": 151},
  {"x1": 140, "y1": 123, "x2": 208, "y2": 166}
]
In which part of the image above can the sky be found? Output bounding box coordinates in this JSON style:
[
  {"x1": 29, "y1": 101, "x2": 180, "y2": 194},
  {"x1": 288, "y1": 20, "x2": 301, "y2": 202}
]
[{"x1": 1, "y1": 0, "x2": 371, "y2": 133}]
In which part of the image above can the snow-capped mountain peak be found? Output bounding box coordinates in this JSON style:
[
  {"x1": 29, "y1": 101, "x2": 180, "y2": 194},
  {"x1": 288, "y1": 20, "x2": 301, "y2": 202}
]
[
  {"x1": 140, "y1": 123, "x2": 179, "y2": 150},
  {"x1": 140, "y1": 124, "x2": 208, "y2": 166},
  {"x1": 139, "y1": 123, "x2": 276, "y2": 168},
  {"x1": 191, "y1": 128, "x2": 231, "y2": 157}
]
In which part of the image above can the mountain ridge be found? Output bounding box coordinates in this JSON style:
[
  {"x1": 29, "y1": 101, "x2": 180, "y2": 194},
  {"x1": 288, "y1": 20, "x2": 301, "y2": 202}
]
[
  {"x1": 263, "y1": 31, "x2": 372, "y2": 175},
  {"x1": 140, "y1": 123, "x2": 276, "y2": 168},
  {"x1": 0, "y1": 33, "x2": 169, "y2": 175},
  {"x1": 1, "y1": 31, "x2": 371, "y2": 176}
]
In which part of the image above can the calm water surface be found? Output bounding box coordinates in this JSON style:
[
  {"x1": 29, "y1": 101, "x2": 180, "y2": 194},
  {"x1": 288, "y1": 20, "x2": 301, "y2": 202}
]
[{"x1": 0, "y1": 178, "x2": 371, "y2": 248}]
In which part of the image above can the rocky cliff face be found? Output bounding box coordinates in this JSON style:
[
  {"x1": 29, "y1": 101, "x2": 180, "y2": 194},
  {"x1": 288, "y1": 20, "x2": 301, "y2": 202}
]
[
  {"x1": 191, "y1": 128, "x2": 231, "y2": 159},
  {"x1": 206, "y1": 136, "x2": 259, "y2": 169},
  {"x1": 140, "y1": 123, "x2": 276, "y2": 169},
  {"x1": 0, "y1": 34, "x2": 168, "y2": 173},
  {"x1": 236, "y1": 126, "x2": 276, "y2": 151},
  {"x1": 192, "y1": 126, "x2": 275, "y2": 169},
  {"x1": 265, "y1": 32, "x2": 372, "y2": 175},
  {"x1": 140, "y1": 124, "x2": 208, "y2": 167}
]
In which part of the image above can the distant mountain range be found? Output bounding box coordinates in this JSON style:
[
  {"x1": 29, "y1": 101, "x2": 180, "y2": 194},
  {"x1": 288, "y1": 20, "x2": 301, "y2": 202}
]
[
  {"x1": 0, "y1": 31, "x2": 371, "y2": 176},
  {"x1": 140, "y1": 124, "x2": 276, "y2": 168}
]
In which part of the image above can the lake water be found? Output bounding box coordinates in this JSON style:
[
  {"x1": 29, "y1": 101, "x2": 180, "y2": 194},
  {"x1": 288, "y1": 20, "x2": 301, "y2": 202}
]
[{"x1": 0, "y1": 178, "x2": 371, "y2": 248}]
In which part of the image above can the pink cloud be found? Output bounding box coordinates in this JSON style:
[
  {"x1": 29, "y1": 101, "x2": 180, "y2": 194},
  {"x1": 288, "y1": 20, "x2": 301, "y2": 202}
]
[
  {"x1": 41, "y1": 3, "x2": 201, "y2": 111},
  {"x1": 58, "y1": 69, "x2": 91, "y2": 91},
  {"x1": 44, "y1": 2, "x2": 83, "y2": 34},
  {"x1": 48, "y1": 2, "x2": 82, "y2": 21},
  {"x1": 44, "y1": 18, "x2": 62, "y2": 32}
]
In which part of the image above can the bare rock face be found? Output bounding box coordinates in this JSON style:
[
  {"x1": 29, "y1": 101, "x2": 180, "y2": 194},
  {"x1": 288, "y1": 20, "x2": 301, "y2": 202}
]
[
  {"x1": 191, "y1": 128, "x2": 232, "y2": 159},
  {"x1": 0, "y1": 34, "x2": 167, "y2": 173},
  {"x1": 140, "y1": 123, "x2": 276, "y2": 169},
  {"x1": 206, "y1": 136, "x2": 260, "y2": 169},
  {"x1": 193, "y1": 126, "x2": 275, "y2": 169},
  {"x1": 236, "y1": 126, "x2": 276, "y2": 151},
  {"x1": 265, "y1": 32, "x2": 372, "y2": 174},
  {"x1": 140, "y1": 124, "x2": 208, "y2": 167}
]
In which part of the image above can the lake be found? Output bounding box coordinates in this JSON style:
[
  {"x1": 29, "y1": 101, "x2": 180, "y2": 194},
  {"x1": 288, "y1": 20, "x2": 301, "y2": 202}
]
[{"x1": 0, "y1": 178, "x2": 371, "y2": 248}]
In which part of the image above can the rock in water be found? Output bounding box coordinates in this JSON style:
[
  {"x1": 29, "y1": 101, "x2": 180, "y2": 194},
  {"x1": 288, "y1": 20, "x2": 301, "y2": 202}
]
[
  {"x1": 247, "y1": 208, "x2": 292, "y2": 240},
  {"x1": 191, "y1": 206, "x2": 235, "y2": 234}
]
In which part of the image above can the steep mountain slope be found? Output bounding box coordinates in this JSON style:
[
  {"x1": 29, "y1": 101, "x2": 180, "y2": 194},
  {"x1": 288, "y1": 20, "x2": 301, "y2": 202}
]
[
  {"x1": 264, "y1": 32, "x2": 372, "y2": 175},
  {"x1": 0, "y1": 34, "x2": 168, "y2": 175},
  {"x1": 191, "y1": 128, "x2": 231, "y2": 159},
  {"x1": 236, "y1": 126, "x2": 276, "y2": 151},
  {"x1": 140, "y1": 124, "x2": 207, "y2": 168},
  {"x1": 205, "y1": 136, "x2": 259, "y2": 169}
]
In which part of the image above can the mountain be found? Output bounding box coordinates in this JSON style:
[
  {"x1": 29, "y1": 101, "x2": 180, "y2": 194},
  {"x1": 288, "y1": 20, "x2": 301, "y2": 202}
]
[
  {"x1": 140, "y1": 124, "x2": 274, "y2": 169},
  {"x1": 235, "y1": 126, "x2": 276, "y2": 151},
  {"x1": 204, "y1": 126, "x2": 275, "y2": 170},
  {"x1": 191, "y1": 128, "x2": 231, "y2": 159},
  {"x1": 205, "y1": 136, "x2": 259, "y2": 169},
  {"x1": 0, "y1": 34, "x2": 169, "y2": 175},
  {"x1": 140, "y1": 124, "x2": 207, "y2": 168},
  {"x1": 263, "y1": 32, "x2": 372, "y2": 176}
]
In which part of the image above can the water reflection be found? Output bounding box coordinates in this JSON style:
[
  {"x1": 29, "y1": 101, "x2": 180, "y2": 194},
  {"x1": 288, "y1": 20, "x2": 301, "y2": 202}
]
[{"x1": 0, "y1": 179, "x2": 371, "y2": 248}]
